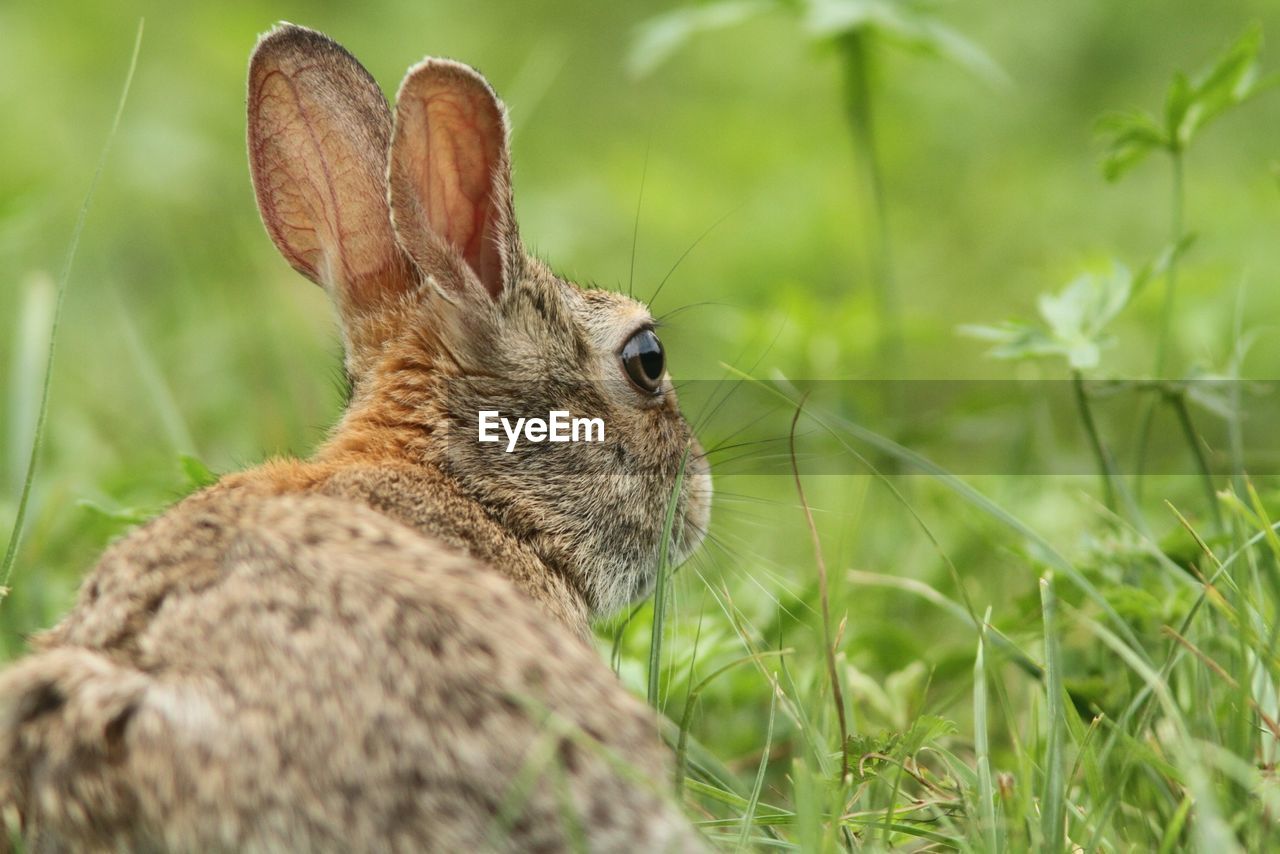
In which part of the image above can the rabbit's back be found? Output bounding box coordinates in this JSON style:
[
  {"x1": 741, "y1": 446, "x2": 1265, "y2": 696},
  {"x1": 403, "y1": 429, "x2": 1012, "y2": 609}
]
[{"x1": 2, "y1": 491, "x2": 695, "y2": 852}]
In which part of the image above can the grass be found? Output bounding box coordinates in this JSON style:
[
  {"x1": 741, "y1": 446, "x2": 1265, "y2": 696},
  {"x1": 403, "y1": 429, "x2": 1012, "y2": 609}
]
[
  {"x1": 6, "y1": 0, "x2": 1280, "y2": 850},
  {"x1": 973, "y1": 607, "x2": 998, "y2": 852},
  {"x1": 1, "y1": 19, "x2": 144, "y2": 596}
]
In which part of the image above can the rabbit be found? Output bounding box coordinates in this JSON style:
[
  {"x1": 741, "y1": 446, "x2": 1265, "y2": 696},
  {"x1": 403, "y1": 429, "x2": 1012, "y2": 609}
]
[{"x1": 0, "y1": 22, "x2": 712, "y2": 853}]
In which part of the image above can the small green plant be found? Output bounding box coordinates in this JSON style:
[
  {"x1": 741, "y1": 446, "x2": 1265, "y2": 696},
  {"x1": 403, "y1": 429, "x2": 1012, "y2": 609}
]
[
  {"x1": 1098, "y1": 25, "x2": 1274, "y2": 372},
  {"x1": 960, "y1": 256, "x2": 1153, "y2": 512},
  {"x1": 1098, "y1": 26, "x2": 1277, "y2": 499},
  {"x1": 964, "y1": 27, "x2": 1274, "y2": 524},
  {"x1": 961, "y1": 258, "x2": 1144, "y2": 373}
]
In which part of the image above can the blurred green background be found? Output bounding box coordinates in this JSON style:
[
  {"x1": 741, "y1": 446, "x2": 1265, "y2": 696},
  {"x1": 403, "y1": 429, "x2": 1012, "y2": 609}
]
[{"x1": 4, "y1": 0, "x2": 1280, "y2": 848}]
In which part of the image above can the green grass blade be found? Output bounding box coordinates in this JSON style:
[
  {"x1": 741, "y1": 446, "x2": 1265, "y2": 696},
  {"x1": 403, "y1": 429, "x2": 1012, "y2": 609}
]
[
  {"x1": 659, "y1": 714, "x2": 746, "y2": 798},
  {"x1": 1157, "y1": 794, "x2": 1193, "y2": 854},
  {"x1": 974, "y1": 606, "x2": 1000, "y2": 853},
  {"x1": 791, "y1": 756, "x2": 823, "y2": 853},
  {"x1": 1, "y1": 19, "x2": 145, "y2": 596},
  {"x1": 1040, "y1": 575, "x2": 1065, "y2": 852},
  {"x1": 1069, "y1": 605, "x2": 1239, "y2": 854},
  {"x1": 676, "y1": 649, "x2": 788, "y2": 798},
  {"x1": 736, "y1": 686, "x2": 777, "y2": 851},
  {"x1": 683, "y1": 778, "x2": 791, "y2": 817},
  {"x1": 788, "y1": 402, "x2": 848, "y2": 784},
  {"x1": 648, "y1": 450, "x2": 688, "y2": 707}
]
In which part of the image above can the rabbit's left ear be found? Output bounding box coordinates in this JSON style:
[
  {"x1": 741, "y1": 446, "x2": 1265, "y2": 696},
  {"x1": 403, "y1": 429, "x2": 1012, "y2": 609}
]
[
  {"x1": 247, "y1": 24, "x2": 417, "y2": 378},
  {"x1": 389, "y1": 60, "x2": 520, "y2": 301},
  {"x1": 247, "y1": 24, "x2": 413, "y2": 311}
]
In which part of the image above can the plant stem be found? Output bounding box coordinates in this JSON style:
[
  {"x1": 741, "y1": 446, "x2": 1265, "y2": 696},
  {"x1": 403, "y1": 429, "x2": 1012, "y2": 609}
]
[
  {"x1": 1155, "y1": 150, "x2": 1185, "y2": 379},
  {"x1": 838, "y1": 31, "x2": 901, "y2": 364},
  {"x1": 1073, "y1": 371, "x2": 1117, "y2": 513},
  {"x1": 789, "y1": 403, "x2": 849, "y2": 785},
  {"x1": 1169, "y1": 389, "x2": 1222, "y2": 530},
  {"x1": 1227, "y1": 284, "x2": 1248, "y2": 501},
  {"x1": 974, "y1": 608, "x2": 1000, "y2": 853},
  {"x1": 1135, "y1": 149, "x2": 1186, "y2": 500}
]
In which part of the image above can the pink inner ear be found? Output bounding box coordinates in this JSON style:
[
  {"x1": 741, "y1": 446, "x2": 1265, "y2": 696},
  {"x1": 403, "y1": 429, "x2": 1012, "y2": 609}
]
[
  {"x1": 425, "y1": 91, "x2": 496, "y2": 276},
  {"x1": 247, "y1": 27, "x2": 411, "y2": 310},
  {"x1": 397, "y1": 76, "x2": 507, "y2": 299}
]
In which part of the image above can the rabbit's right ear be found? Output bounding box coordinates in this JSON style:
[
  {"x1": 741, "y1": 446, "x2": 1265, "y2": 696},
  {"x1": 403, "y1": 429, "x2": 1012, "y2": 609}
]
[
  {"x1": 388, "y1": 59, "x2": 520, "y2": 302},
  {"x1": 247, "y1": 24, "x2": 415, "y2": 375}
]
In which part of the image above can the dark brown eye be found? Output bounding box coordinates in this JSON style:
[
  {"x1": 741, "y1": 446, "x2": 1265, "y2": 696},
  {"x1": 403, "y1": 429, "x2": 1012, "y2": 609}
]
[{"x1": 621, "y1": 328, "x2": 665, "y2": 394}]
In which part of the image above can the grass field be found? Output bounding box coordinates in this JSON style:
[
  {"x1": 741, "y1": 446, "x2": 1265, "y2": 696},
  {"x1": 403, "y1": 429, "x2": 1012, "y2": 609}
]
[{"x1": 5, "y1": 0, "x2": 1280, "y2": 849}]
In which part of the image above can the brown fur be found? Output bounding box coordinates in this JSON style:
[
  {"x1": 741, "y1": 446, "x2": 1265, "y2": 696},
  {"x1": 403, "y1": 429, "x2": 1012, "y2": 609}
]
[{"x1": 0, "y1": 23, "x2": 711, "y2": 852}]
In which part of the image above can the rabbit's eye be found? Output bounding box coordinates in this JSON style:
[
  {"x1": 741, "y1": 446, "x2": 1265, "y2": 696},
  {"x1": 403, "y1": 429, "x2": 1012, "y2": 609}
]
[{"x1": 621, "y1": 328, "x2": 665, "y2": 394}]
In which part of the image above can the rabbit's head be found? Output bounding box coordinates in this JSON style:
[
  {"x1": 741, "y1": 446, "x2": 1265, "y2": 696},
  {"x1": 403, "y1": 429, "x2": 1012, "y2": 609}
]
[{"x1": 247, "y1": 24, "x2": 710, "y2": 616}]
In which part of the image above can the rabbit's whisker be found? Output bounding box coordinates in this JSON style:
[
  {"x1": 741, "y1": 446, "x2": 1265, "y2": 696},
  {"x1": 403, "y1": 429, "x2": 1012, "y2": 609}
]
[
  {"x1": 627, "y1": 136, "x2": 650, "y2": 299},
  {"x1": 699, "y1": 405, "x2": 787, "y2": 454},
  {"x1": 702, "y1": 436, "x2": 789, "y2": 458},
  {"x1": 653, "y1": 301, "x2": 727, "y2": 324},
  {"x1": 647, "y1": 203, "x2": 743, "y2": 309}
]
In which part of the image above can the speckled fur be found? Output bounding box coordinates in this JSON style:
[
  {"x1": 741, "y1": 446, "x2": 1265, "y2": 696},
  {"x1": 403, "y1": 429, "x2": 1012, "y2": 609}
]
[{"x1": 0, "y1": 23, "x2": 710, "y2": 853}]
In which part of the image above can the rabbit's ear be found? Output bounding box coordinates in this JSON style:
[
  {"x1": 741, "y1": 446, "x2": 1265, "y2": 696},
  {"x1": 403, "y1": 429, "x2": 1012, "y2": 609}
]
[
  {"x1": 247, "y1": 24, "x2": 414, "y2": 315},
  {"x1": 389, "y1": 59, "x2": 520, "y2": 302}
]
